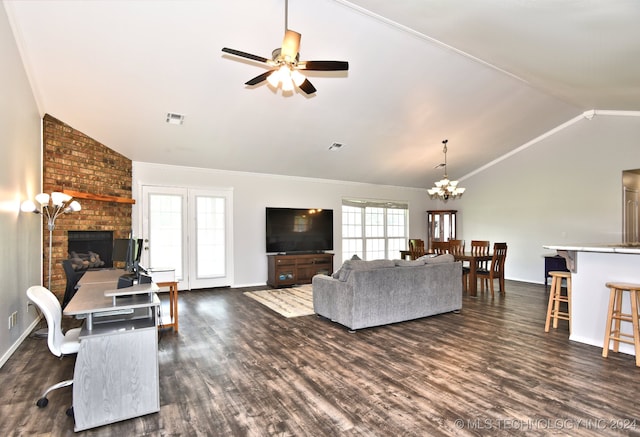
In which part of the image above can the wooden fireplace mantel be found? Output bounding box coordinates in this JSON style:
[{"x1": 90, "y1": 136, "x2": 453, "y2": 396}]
[{"x1": 62, "y1": 189, "x2": 136, "y2": 204}]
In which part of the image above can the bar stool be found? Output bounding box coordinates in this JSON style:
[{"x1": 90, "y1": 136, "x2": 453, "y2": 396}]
[
  {"x1": 602, "y1": 282, "x2": 640, "y2": 367},
  {"x1": 545, "y1": 271, "x2": 572, "y2": 333}
]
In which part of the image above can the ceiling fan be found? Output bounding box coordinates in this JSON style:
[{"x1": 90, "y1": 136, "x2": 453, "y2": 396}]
[{"x1": 221, "y1": 0, "x2": 348, "y2": 95}]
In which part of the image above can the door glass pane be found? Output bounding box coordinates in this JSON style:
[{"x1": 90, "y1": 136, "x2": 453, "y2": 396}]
[
  {"x1": 196, "y1": 195, "x2": 225, "y2": 278},
  {"x1": 149, "y1": 194, "x2": 183, "y2": 279}
]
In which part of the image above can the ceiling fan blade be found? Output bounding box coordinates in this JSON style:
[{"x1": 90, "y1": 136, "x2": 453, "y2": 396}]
[
  {"x1": 222, "y1": 47, "x2": 269, "y2": 64},
  {"x1": 245, "y1": 70, "x2": 275, "y2": 86},
  {"x1": 297, "y1": 78, "x2": 316, "y2": 95},
  {"x1": 281, "y1": 30, "x2": 301, "y2": 61},
  {"x1": 298, "y1": 60, "x2": 349, "y2": 71}
]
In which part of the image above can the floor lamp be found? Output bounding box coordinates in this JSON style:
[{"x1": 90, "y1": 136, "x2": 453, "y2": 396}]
[{"x1": 22, "y1": 192, "x2": 81, "y2": 336}]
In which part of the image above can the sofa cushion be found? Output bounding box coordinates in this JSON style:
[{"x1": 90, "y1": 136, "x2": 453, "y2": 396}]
[
  {"x1": 394, "y1": 259, "x2": 426, "y2": 266},
  {"x1": 337, "y1": 259, "x2": 396, "y2": 281},
  {"x1": 424, "y1": 253, "x2": 455, "y2": 264}
]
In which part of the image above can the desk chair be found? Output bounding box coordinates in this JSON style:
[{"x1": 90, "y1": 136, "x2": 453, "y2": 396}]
[
  {"x1": 26, "y1": 285, "x2": 81, "y2": 410},
  {"x1": 61, "y1": 259, "x2": 84, "y2": 309}
]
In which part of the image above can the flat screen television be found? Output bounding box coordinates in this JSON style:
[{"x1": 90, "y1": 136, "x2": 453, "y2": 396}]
[{"x1": 266, "y1": 207, "x2": 333, "y2": 253}]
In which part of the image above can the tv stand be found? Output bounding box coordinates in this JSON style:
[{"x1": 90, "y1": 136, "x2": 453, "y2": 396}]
[{"x1": 267, "y1": 253, "x2": 334, "y2": 288}]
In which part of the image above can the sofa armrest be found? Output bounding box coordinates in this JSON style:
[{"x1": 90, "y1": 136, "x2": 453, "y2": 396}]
[{"x1": 312, "y1": 274, "x2": 353, "y2": 323}]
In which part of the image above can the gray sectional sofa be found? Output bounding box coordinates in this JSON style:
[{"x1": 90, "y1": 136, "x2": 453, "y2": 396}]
[{"x1": 312, "y1": 254, "x2": 462, "y2": 331}]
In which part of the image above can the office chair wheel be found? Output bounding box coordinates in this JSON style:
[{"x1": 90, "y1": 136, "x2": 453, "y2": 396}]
[
  {"x1": 36, "y1": 397, "x2": 48, "y2": 408},
  {"x1": 66, "y1": 406, "x2": 74, "y2": 418}
]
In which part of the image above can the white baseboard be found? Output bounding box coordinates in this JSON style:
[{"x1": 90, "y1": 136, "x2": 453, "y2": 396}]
[{"x1": 0, "y1": 316, "x2": 42, "y2": 369}]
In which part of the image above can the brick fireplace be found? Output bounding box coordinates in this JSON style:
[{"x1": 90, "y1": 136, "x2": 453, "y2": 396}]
[{"x1": 42, "y1": 114, "x2": 133, "y2": 298}]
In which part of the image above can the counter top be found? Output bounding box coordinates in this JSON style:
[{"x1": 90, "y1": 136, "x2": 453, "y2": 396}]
[{"x1": 543, "y1": 243, "x2": 640, "y2": 254}]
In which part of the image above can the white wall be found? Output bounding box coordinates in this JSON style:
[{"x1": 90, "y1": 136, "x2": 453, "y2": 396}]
[
  {"x1": 133, "y1": 162, "x2": 432, "y2": 287},
  {"x1": 0, "y1": 6, "x2": 42, "y2": 367},
  {"x1": 134, "y1": 114, "x2": 640, "y2": 289},
  {"x1": 454, "y1": 113, "x2": 640, "y2": 283}
]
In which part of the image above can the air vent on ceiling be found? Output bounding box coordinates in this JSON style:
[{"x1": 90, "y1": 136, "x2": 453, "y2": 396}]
[{"x1": 166, "y1": 112, "x2": 185, "y2": 125}]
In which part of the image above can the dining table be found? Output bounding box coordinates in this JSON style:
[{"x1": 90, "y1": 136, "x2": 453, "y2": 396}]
[
  {"x1": 453, "y1": 252, "x2": 493, "y2": 296},
  {"x1": 399, "y1": 249, "x2": 492, "y2": 296}
]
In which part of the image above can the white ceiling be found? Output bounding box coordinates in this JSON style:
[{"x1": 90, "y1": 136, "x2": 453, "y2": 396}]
[{"x1": 4, "y1": 0, "x2": 640, "y2": 189}]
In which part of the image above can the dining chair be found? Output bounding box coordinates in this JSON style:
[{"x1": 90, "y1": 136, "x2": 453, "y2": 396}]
[
  {"x1": 431, "y1": 241, "x2": 450, "y2": 255},
  {"x1": 408, "y1": 239, "x2": 426, "y2": 259},
  {"x1": 447, "y1": 240, "x2": 466, "y2": 291},
  {"x1": 470, "y1": 239, "x2": 491, "y2": 269},
  {"x1": 26, "y1": 285, "x2": 81, "y2": 412},
  {"x1": 477, "y1": 242, "x2": 508, "y2": 297},
  {"x1": 448, "y1": 239, "x2": 464, "y2": 255}
]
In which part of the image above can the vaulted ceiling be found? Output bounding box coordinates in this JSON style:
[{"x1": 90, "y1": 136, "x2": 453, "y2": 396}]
[{"x1": 5, "y1": 0, "x2": 640, "y2": 188}]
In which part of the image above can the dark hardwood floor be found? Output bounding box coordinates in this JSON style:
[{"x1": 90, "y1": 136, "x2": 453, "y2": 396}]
[{"x1": 2, "y1": 280, "x2": 640, "y2": 436}]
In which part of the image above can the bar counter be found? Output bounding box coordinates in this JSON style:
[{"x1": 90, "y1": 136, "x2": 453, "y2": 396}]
[{"x1": 543, "y1": 243, "x2": 640, "y2": 356}]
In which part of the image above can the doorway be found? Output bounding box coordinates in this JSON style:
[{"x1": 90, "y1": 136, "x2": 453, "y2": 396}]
[
  {"x1": 623, "y1": 169, "x2": 640, "y2": 244},
  {"x1": 141, "y1": 185, "x2": 233, "y2": 290}
]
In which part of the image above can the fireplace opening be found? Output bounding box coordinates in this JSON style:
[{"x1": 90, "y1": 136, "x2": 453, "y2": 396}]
[{"x1": 68, "y1": 231, "x2": 113, "y2": 270}]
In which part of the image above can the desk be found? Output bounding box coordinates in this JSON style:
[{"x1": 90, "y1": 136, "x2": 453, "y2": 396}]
[
  {"x1": 454, "y1": 253, "x2": 493, "y2": 296},
  {"x1": 64, "y1": 269, "x2": 160, "y2": 431}
]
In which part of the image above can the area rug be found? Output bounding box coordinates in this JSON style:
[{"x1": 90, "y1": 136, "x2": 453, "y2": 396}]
[{"x1": 243, "y1": 284, "x2": 314, "y2": 318}]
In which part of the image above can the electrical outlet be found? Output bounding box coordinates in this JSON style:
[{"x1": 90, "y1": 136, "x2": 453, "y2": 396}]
[{"x1": 8, "y1": 312, "x2": 17, "y2": 330}]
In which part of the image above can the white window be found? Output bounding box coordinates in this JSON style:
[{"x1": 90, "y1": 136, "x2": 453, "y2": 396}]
[{"x1": 342, "y1": 199, "x2": 408, "y2": 260}]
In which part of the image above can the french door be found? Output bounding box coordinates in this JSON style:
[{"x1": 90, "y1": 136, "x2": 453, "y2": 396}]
[{"x1": 141, "y1": 185, "x2": 233, "y2": 290}]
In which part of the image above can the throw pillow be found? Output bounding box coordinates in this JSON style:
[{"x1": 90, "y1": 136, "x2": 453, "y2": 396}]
[{"x1": 351, "y1": 254, "x2": 362, "y2": 260}]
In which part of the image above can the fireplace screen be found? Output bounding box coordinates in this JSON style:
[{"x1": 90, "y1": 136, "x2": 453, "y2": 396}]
[{"x1": 67, "y1": 231, "x2": 114, "y2": 270}]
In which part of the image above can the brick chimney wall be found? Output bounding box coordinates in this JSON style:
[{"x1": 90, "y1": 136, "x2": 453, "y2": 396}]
[{"x1": 42, "y1": 114, "x2": 132, "y2": 298}]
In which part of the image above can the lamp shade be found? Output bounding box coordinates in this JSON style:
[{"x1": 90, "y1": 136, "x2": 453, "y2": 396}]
[
  {"x1": 51, "y1": 191, "x2": 72, "y2": 206},
  {"x1": 35, "y1": 193, "x2": 50, "y2": 205},
  {"x1": 68, "y1": 200, "x2": 82, "y2": 212},
  {"x1": 21, "y1": 200, "x2": 37, "y2": 212}
]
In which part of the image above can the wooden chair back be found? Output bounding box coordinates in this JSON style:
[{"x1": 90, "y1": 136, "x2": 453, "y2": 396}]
[
  {"x1": 470, "y1": 240, "x2": 490, "y2": 255},
  {"x1": 490, "y1": 242, "x2": 508, "y2": 277},
  {"x1": 448, "y1": 239, "x2": 465, "y2": 256},
  {"x1": 408, "y1": 239, "x2": 426, "y2": 259},
  {"x1": 478, "y1": 242, "x2": 508, "y2": 296},
  {"x1": 431, "y1": 241, "x2": 450, "y2": 255}
]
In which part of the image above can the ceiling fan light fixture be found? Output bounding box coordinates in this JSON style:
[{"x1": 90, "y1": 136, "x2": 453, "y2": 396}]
[
  {"x1": 281, "y1": 74, "x2": 294, "y2": 91},
  {"x1": 266, "y1": 69, "x2": 281, "y2": 87},
  {"x1": 291, "y1": 69, "x2": 306, "y2": 86}
]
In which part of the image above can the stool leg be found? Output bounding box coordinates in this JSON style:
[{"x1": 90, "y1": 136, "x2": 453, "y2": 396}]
[
  {"x1": 631, "y1": 291, "x2": 640, "y2": 367},
  {"x1": 603, "y1": 288, "x2": 617, "y2": 358},
  {"x1": 545, "y1": 276, "x2": 557, "y2": 332},
  {"x1": 566, "y1": 276, "x2": 572, "y2": 334},
  {"x1": 172, "y1": 284, "x2": 178, "y2": 333},
  {"x1": 613, "y1": 289, "x2": 623, "y2": 353},
  {"x1": 552, "y1": 279, "x2": 562, "y2": 329}
]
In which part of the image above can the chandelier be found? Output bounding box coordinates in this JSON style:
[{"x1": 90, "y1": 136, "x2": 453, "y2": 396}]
[{"x1": 427, "y1": 139, "x2": 466, "y2": 200}]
